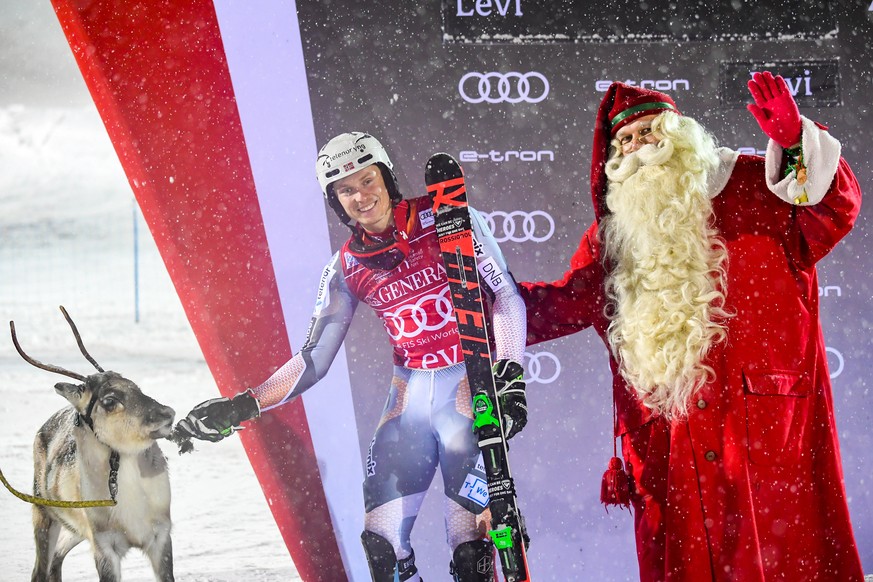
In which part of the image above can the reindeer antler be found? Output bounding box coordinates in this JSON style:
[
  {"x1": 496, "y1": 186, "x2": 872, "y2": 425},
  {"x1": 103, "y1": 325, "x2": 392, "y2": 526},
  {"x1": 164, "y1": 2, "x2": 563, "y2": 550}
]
[
  {"x1": 9, "y1": 320, "x2": 87, "y2": 382},
  {"x1": 59, "y1": 306, "x2": 104, "y2": 373}
]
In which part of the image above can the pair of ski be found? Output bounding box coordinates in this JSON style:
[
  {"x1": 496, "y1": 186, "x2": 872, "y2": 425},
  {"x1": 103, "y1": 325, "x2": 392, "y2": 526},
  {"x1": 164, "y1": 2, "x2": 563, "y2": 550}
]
[{"x1": 425, "y1": 153, "x2": 531, "y2": 582}]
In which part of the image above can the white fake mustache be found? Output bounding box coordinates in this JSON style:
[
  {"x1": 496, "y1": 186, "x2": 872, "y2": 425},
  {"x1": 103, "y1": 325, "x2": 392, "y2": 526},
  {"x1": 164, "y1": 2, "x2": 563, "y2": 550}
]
[{"x1": 605, "y1": 138, "x2": 676, "y2": 184}]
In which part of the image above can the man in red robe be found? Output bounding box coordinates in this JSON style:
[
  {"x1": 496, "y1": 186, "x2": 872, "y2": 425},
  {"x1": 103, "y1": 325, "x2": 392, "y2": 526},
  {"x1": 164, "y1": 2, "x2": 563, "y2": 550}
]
[{"x1": 521, "y1": 72, "x2": 865, "y2": 581}]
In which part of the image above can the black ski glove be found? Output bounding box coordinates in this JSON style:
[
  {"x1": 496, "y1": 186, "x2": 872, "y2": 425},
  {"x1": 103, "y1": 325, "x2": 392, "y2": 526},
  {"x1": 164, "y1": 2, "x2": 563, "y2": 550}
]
[
  {"x1": 493, "y1": 359, "x2": 527, "y2": 439},
  {"x1": 174, "y1": 390, "x2": 260, "y2": 443}
]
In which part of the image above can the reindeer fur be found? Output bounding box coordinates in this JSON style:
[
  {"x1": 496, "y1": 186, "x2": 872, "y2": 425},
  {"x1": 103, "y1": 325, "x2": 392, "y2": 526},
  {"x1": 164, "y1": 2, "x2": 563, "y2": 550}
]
[{"x1": 30, "y1": 373, "x2": 175, "y2": 582}]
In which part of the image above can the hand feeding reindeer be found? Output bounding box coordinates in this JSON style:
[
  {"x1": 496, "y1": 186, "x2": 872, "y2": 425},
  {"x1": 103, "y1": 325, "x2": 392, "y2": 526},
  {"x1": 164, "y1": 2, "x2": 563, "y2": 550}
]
[{"x1": 9, "y1": 306, "x2": 176, "y2": 582}]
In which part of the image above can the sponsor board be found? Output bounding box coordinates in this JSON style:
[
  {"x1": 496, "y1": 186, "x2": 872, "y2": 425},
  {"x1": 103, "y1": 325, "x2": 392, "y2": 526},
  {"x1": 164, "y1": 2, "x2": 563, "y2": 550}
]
[
  {"x1": 459, "y1": 149, "x2": 554, "y2": 163},
  {"x1": 719, "y1": 60, "x2": 841, "y2": 108},
  {"x1": 736, "y1": 147, "x2": 768, "y2": 157},
  {"x1": 826, "y1": 346, "x2": 844, "y2": 379},
  {"x1": 456, "y1": 0, "x2": 523, "y2": 17},
  {"x1": 480, "y1": 210, "x2": 555, "y2": 243},
  {"x1": 459, "y1": 71, "x2": 549, "y2": 104},
  {"x1": 442, "y1": 0, "x2": 836, "y2": 44},
  {"x1": 595, "y1": 79, "x2": 689, "y2": 92},
  {"x1": 523, "y1": 350, "x2": 560, "y2": 384}
]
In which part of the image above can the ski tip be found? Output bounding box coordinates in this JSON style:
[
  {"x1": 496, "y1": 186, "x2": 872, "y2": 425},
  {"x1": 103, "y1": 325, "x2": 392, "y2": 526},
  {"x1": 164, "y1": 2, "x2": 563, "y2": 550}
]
[{"x1": 425, "y1": 152, "x2": 462, "y2": 185}]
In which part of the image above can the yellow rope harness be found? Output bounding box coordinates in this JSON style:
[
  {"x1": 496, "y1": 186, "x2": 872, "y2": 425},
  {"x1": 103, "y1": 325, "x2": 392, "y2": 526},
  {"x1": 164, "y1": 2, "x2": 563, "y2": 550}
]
[{"x1": 0, "y1": 461, "x2": 117, "y2": 509}]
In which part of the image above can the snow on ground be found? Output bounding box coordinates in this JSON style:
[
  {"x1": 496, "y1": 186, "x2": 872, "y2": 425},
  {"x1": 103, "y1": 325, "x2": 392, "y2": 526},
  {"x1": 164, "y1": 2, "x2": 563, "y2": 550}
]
[{"x1": 0, "y1": 106, "x2": 300, "y2": 581}]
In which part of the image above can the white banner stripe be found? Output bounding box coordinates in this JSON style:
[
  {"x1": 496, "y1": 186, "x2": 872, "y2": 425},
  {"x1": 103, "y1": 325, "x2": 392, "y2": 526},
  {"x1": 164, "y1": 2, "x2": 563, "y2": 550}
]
[{"x1": 211, "y1": 1, "x2": 367, "y2": 579}]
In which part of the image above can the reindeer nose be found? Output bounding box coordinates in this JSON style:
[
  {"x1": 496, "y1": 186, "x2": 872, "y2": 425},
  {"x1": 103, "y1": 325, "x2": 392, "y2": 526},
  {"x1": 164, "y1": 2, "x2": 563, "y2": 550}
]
[{"x1": 150, "y1": 404, "x2": 176, "y2": 426}]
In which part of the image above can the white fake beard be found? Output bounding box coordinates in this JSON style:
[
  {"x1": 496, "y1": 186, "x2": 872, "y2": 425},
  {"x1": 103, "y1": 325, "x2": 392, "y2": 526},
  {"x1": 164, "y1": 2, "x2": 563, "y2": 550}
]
[{"x1": 601, "y1": 138, "x2": 729, "y2": 418}]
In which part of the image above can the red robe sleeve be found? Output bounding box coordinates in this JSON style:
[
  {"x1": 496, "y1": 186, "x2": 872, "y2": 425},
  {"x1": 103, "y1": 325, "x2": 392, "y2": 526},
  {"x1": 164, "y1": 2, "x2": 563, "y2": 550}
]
[
  {"x1": 788, "y1": 157, "x2": 862, "y2": 270},
  {"x1": 519, "y1": 221, "x2": 607, "y2": 346}
]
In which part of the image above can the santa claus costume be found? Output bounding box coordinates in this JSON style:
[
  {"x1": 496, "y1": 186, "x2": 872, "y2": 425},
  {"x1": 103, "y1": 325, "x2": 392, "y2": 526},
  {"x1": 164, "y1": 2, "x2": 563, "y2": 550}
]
[{"x1": 521, "y1": 76, "x2": 864, "y2": 581}]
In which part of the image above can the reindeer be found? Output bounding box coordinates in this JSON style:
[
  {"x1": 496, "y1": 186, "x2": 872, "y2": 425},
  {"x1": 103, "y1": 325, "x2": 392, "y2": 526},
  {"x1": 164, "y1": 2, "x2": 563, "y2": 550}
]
[{"x1": 11, "y1": 307, "x2": 176, "y2": 582}]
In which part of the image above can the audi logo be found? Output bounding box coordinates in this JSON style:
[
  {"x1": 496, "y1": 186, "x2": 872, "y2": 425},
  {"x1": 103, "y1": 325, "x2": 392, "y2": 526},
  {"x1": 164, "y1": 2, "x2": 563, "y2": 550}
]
[
  {"x1": 458, "y1": 72, "x2": 550, "y2": 104},
  {"x1": 523, "y1": 350, "x2": 561, "y2": 385},
  {"x1": 481, "y1": 210, "x2": 555, "y2": 243},
  {"x1": 384, "y1": 286, "x2": 455, "y2": 340}
]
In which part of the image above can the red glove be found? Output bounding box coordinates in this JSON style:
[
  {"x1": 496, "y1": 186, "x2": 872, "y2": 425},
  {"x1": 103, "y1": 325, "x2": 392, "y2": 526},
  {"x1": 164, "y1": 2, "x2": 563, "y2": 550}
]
[{"x1": 746, "y1": 71, "x2": 802, "y2": 149}]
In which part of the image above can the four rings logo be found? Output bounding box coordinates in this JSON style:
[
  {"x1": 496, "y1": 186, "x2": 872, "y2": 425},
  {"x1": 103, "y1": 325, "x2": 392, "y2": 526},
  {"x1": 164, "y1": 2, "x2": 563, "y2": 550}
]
[
  {"x1": 826, "y1": 346, "x2": 844, "y2": 379},
  {"x1": 523, "y1": 350, "x2": 561, "y2": 385},
  {"x1": 384, "y1": 286, "x2": 455, "y2": 340},
  {"x1": 736, "y1": 146, "x2": 767, "y2": 156},
  {"x1": 481, "y1": 210, "x2": 555, "y2": 243},
  {"x1": 520, "y1": 347, "x2": 846, "y2": 383},
  {"x1": 459, "y1": 72, "x2": 550, "y2": 104}
]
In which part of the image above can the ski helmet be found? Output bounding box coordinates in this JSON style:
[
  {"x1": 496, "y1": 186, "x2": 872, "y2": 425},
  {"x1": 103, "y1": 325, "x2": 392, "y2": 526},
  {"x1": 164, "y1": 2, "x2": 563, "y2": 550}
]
[{"x1": 315, "y1": 132, "x2": 402, "y2": 226}]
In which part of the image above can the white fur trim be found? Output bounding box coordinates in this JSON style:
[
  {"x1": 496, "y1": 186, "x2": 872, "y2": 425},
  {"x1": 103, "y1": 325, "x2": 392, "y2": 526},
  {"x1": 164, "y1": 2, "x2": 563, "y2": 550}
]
[
  {"x1": 707, "y1": 147, "x2": 740, "y2": 199},
  {"x1": 765, "y1": 116, "x2": 842, "y2": 206}
]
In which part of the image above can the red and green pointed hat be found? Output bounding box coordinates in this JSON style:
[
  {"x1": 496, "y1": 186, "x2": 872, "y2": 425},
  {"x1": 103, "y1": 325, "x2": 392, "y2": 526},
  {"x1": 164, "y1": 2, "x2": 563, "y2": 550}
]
[{"x1": 590, "y1": 82, "x2": 681, "y2": 219}]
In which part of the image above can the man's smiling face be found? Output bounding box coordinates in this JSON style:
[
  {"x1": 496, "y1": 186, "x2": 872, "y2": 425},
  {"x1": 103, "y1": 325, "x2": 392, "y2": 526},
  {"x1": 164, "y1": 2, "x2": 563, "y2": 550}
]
[{"x1": 333, "y1": 165, "x2": 394, "y2": 233}]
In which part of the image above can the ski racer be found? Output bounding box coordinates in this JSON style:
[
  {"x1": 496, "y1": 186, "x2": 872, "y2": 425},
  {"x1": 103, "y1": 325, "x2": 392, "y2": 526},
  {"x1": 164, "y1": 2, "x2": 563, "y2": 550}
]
[{"x1": 175, "y1": 132, "x2": 528, "y2": 582}]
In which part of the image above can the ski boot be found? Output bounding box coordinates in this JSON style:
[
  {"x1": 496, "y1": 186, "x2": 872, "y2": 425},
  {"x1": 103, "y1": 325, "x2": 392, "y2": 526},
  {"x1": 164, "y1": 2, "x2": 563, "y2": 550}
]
[
  {"x1": 361, "y1": 531, "x2": 420, "y2": 581},
  {"x1": 449, "y1": 539, "x2": 494, "y2": 581}
]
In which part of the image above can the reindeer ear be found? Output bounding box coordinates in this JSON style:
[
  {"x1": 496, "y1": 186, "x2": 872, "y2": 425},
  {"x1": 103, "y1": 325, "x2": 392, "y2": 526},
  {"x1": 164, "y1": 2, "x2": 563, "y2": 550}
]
[{"x1": 54, "y1": 382, "x2": 87, "y2": 408}]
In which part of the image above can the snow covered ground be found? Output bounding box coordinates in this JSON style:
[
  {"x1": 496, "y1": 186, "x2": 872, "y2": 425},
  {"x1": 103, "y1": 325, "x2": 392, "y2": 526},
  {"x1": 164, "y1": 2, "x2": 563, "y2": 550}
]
[{"x1": 0, "y1": 105, "x2": 300, "y2": 581}]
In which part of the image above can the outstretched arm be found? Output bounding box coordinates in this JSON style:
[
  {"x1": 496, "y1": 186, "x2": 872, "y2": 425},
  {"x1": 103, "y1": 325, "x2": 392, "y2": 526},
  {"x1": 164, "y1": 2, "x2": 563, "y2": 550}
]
[
  {"x1": 254, "y1": 252, "x2": 358, "y2": 409},
  {"x1": 519, "y1": 221, "x2": 606, "y2": 346},
  {"x1": 176, "y1": 252, "x2": 357, "y2": 442}
]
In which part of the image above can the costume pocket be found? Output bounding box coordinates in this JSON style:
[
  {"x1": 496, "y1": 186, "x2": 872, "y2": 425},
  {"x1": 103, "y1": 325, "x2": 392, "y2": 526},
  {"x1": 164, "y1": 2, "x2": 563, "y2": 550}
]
[{"x1": 743, "y1": 369, "x2": 811, "y2": 466}]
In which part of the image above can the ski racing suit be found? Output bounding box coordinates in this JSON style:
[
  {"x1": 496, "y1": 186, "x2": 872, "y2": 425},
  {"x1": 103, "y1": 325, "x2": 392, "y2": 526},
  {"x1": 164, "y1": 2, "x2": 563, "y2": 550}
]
[{"x1": 249, "y1": 195, "x2": 527, "y2": 576}]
